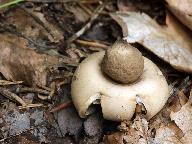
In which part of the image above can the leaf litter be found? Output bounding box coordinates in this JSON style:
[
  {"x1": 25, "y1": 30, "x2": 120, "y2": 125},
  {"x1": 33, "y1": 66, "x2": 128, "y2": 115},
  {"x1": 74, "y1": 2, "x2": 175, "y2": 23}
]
[
  {"x1": 166, "y1": 0, "x2": 192, "y2": 30},
  {"x1": 110, "y1": 11, "x2": 192, "y2": 73},
  {"x1": 0, "y1": 0, "x2": 191, "y2": 143}
]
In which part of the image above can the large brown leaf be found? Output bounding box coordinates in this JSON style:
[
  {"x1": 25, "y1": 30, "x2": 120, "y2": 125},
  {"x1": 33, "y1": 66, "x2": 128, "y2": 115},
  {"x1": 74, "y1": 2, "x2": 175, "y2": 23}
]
[
  {"x1": 110, "y1": 11, "x2": 192, "y2": 73},
  {"x1": 166, "y1": 0, "x2": 192, "y2": 30},
  {"x1": 0, "y1": 33, "x2": 60, "y2": 86}
]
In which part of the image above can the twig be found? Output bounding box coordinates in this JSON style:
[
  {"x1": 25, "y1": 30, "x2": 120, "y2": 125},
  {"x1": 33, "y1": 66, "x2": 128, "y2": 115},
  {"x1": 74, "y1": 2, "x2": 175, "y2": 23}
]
[
  {"x1": 37, "y1": 83, "x2": 51, "y2": 91},
  {"x1": 16, "y1": 87, "x2": 49, "y2": 95},
  {"x1": 48, "y1": 82, "x2": 56, "y2": 99},
  {"x1": 19, "y1": 103, "x2": 44, "y2": 109},
  {"x1": 80, "y1": 0, "x2": 102, "y2": 4},
  {"x1": 0, "y1": 0, "x2": 24, "y2": 9},
  {"x1": 26, "y1": 0, "x2": 100, "y2": 3},
  {"x1": 0, "y1": 87, "x2": 26, "y2": 106},
  {"x1": 76, "y1": 39, "x2": 109, "y2": 49},
  {"x1": 67, "y1": 2, "x2": 105, "y2": 46},
  {"x1": 26, "y1": 0, "x2": 77, "y2": 2},
  {"x1": 0, "y1": 80, "x2": 23, "y2": 86},
  {"x1": 50, "y1": 100, "x2": 72, "y2": 113},
  {"x1": 38, "y1": 94, "x2": 48, "y2": 100}
]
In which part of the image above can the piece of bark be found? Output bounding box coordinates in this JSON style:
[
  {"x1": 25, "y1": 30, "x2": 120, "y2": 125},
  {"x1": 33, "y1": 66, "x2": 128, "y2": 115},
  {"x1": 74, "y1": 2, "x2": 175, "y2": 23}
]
[{"x1": 0, "y1": 33, "x2": 60, "y2": 86}]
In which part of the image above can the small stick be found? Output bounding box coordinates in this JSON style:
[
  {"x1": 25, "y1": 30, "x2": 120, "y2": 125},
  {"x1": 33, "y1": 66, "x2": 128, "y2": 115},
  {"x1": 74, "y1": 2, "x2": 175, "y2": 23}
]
[
  {"x1": 67, "y1": 3, "x2": 105, "y2": 46},
  {"x1": 19, "y1": 103, "x2": 44, "y2": 109},
  {"x1": 38, "y1": 94, "x2": 48, "y2": 100},
  {"x1": 76, "y1": 39, "x2": 109, "y2": 49},
  {"x1": 0, "y1": 0, "x2": 24, "y2": 9},
  {"x1": 0, "y1": 87, "x2": 26, "y2": 106},
  {"x1": 0, "y1": 80, "x2": 23, "y2": 86},
  {"x1": 81, "y1": 0, "x2": 101, "y2": 4},
  {"x1": 48, "y1": 82, "x2": 56, "y2": 99},
  {"x1": 26, "y1": 0, "x2": 100, "y2": 3},
  {"x1": 36, "y1": 83, "x2": 51, "y2": 91},
  {"x1": 50, "y1": 100, "x2": 72, "y2": 113},
  {"x1": 26, "y1": 0, "x2": 77, "y2": 2},
  {"x1": 16, "y1": 87, "x2": 49, "y2": 95}
]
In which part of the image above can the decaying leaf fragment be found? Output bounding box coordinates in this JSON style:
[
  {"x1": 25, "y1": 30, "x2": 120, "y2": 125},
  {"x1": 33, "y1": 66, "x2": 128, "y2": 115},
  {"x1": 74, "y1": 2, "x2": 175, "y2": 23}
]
[
  {"x1": 0, "y1": 33, "x2": 60, "y2": 86},
  {"x1": 151, "y1": 125, "x2": 182, "y2": 144},
  {"x1": 170, "y1": 91, "x2": 192, "y2": 143},
  {"x1": 166, "y1": 0, "x2": 192, "y2": 30},
  {"x1": 110, "y1": 12, "x2": 192, "y2": 73},
  {"x1": 5, "y1": 8, "x2": 63, "y2": 43}
]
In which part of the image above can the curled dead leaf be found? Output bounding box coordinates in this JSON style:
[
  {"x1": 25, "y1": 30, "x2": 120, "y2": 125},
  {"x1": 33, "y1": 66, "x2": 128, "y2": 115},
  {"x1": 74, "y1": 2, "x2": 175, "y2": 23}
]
[
  {"x1": 170, "y1": 91, "x2": 192, "y2": 134},
  {"x1": 166, "y1": 0, "x2": 192, "y2": 30},
  {"x1": 110, "y1": 11, "x2": 192, "y2": 73},
  {"x1": 151, "y1": 126, "x2": 182, "y2": 144},
  {"x1": 169, "y1": 90, "x2": 192, "y2": 144}
]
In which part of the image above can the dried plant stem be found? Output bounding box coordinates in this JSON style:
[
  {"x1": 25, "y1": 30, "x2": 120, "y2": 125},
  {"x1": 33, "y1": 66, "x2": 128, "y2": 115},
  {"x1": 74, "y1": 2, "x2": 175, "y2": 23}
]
[
  {"x1": 0, "y1": 87, "x2": 26, "y2": 106},
  {"x1": 50, "y1": 100, "x2": 72, "y2": 113},
  {"x1": 0, "y1": 80, "x2": 23, "y2": 86},
  {"x1": 19, "y1": 103, "x2": 44, "y2": 109},
  {"x1": 76, "y1": 39, "x2": 109, "y2": 49},
  {"x1": 0, "y1": 0, "x2": 24, "y2": 9},
  {"x1": 16, "y1": 87, "x2": 50, "y2": 95},
  {"x1": 37, "y1": 84, "x2": 51, "y2": 91},
  {"x1": 26, "y1": 0, "x2": 77, "y2": 2}
]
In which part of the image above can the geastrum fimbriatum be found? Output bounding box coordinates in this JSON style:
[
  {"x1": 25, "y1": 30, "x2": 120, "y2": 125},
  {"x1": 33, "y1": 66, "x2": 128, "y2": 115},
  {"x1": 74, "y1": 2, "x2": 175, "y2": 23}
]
[{"x1": 71, "y1": 40, "x2": 169, "y2": 121}]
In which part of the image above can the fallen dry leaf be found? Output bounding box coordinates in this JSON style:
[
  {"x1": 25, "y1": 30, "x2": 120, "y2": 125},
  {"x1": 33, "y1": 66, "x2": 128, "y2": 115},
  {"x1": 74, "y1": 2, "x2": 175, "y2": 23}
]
[
  {"x1": 170, "y1": 91, "x2": 192, "y2": 134},
  {"x1": 151, "y1": 126, "x2": 182, "y2": 144},
  {"x1": 30, "y1": 9, "x2": 64, "y2": 43},
  {"x1": 4, "y1": 7, "x2": 63, "y2": 43},
  {"x1": 0, "y1": 33, "x2": 60, "y2": 86},
  {"x1": 110, "y1": 11, "x2": 192, "y2": 73},
  {"x1": 64, "y1": 3, "x2": 90, "y2": 23},
  {"x1": 166, "y1": 0, "x2": 192, "y2": 30},
  {"x1": 169, "y1": 90, "x2": 192, "y2": 144}
]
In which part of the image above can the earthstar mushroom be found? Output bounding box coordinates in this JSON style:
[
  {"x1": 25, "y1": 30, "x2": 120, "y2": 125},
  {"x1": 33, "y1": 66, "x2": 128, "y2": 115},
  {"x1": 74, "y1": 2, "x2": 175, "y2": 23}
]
[{"x1": 71, "y1": 40, "x2": 169, "y2": 121}]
